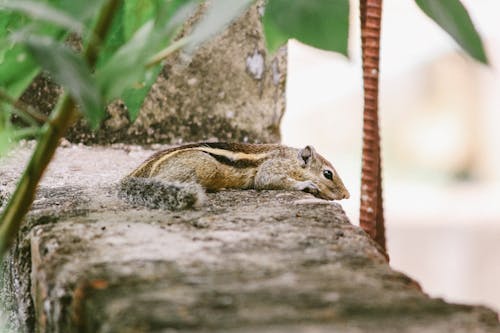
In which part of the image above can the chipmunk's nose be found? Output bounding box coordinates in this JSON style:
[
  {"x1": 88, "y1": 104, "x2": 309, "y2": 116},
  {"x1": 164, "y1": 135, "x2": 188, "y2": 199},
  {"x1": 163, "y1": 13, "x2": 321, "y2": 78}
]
[{"x1": 342, "y1": 189, "x2": 350, "y2": 200}]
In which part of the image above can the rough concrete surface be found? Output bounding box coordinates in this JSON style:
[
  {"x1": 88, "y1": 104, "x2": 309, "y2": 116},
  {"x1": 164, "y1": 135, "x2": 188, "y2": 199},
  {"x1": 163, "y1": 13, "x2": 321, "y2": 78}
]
[
  {"x1": 20, "y1": 2, "x2": 286, "y2": 145},
  {"x1": 1, "y1": 143, "x2": 499, "y2": 333}
]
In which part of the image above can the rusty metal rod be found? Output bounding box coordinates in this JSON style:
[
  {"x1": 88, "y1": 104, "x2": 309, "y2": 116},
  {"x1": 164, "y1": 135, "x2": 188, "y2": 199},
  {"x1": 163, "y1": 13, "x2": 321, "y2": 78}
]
[{"x1": 359, "y1": 0, "x2": 387, "y2": 257}]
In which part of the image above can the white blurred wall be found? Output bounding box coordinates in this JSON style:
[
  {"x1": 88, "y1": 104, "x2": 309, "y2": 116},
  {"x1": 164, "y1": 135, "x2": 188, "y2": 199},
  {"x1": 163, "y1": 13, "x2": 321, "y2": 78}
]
[{"x1": 282, "y1": 0, "x2": 500, "y2": 313}]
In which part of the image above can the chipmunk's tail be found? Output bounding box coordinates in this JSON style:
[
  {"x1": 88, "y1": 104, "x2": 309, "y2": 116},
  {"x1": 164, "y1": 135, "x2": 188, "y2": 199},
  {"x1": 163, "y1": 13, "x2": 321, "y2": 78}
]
[{"x1": 118, "y1": 177, "x2": 206, "y2": 210}]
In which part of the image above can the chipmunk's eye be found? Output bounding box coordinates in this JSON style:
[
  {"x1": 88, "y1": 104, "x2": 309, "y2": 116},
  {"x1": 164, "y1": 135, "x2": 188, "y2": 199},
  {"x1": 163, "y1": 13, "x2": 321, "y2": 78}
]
[{"x1": 323, "y1": 170, "x2": 333, "y2": 180}]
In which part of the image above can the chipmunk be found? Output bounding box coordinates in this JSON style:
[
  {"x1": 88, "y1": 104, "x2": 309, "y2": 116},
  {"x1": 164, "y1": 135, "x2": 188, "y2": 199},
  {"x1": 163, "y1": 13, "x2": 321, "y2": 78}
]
[{"x1": 118, "y1": 142, "x2": 350, "y2": 210}]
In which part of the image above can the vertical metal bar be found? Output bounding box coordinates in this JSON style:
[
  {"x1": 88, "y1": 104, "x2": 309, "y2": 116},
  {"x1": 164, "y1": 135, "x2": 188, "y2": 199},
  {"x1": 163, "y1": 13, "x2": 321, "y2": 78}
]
[{"x1": 359, "y1": 0, "x2": 387, "y2": 256}]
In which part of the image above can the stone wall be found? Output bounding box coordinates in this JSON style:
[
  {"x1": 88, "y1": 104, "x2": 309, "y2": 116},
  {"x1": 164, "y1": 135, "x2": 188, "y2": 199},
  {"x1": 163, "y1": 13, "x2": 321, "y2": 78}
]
[{"x1": 1, "y1": 143, "x2": 498, "y2": 332}]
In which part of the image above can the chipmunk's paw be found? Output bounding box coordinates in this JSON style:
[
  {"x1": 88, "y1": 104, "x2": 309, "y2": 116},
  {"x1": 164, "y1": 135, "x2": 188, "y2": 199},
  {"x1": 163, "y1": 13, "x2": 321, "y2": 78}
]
[{"x1": 294, "y1": 180, "x2": 319, "y2": 196}]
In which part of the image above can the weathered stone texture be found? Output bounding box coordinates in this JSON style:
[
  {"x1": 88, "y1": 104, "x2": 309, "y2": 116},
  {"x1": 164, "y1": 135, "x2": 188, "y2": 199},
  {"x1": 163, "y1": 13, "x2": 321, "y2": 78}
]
[
  {"x1": 1, "y1": 144, "x2": 499, "y2": 333},
  {"x1": 19, "y1": 2, "x2": 286, "y2": 145}
]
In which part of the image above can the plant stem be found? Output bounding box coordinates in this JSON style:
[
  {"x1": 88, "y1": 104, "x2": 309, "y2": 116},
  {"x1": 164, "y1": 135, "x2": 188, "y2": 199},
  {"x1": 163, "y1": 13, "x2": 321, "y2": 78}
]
[
  {"x1": 0, "y1": 0, "x2": 121, "y2": 257},
  {"x1": 84, "y1": 0, "x2": 121, "y2": 67},
  {"x1": 12, "y1": 126, "x2": 41, "y2": 139},
  {"x1": 146, "y1": 36, "x2": 190, "y2": 68}
]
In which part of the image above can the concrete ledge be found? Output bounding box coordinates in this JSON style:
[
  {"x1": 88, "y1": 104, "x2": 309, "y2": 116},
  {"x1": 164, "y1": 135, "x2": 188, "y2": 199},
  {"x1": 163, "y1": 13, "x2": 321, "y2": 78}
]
[{"x1": 1, "y1": 144, "x2": 499, "y2": 332}]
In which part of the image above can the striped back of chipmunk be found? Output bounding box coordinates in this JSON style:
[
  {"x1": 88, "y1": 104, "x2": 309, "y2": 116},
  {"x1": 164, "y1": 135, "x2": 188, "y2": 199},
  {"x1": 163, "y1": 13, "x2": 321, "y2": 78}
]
[{"x1": 128, "y1": 142, "x2": 281, "y2": 178}]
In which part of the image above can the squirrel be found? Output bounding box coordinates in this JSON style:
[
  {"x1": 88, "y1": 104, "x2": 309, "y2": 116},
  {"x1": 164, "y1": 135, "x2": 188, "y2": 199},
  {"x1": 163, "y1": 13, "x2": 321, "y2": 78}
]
[{"x1": 118, "y1": 142, "x2": 350, "y2": 210}]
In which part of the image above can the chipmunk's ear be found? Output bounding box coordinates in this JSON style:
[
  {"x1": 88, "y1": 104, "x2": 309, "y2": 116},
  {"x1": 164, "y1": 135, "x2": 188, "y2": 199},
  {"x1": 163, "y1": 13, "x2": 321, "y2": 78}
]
[{"x1": 298, "y1": 145, "x2": 315, "y2": 168}]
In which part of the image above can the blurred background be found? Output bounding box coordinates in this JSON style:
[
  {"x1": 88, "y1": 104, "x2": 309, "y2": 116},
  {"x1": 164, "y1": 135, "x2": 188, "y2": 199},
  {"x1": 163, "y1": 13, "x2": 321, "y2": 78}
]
[{"x1": 282, "y1": 0, "x2": 500, "y2": 313}]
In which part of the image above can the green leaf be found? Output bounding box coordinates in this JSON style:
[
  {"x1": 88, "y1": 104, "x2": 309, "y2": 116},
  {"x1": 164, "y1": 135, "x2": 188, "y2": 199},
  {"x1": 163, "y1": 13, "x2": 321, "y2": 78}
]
[
  {"x1": 185, "y1": 0, "x2": 253, "y2": 53},
  {"x1": 0, "y1": 102, "x2": 9, "y2": 128},
  {"x1": 263, "y1": 0, "x2": 349, "y2": 55},
  {"x1": 119, "y1": 1, "x2": 199, "y2": 120},
  {"x1": 22, "y1": 36, "x2": 103, "y2": 127},
  {"x1": 96, "y1": 0, "x2": 163, "y2": 67},
  {"x1": 0, "y1": 3, "x2": 73, "y2": 99},
  {"x1": 98, "y1": 1, "x2": 198, "y2": 118},
  {"x1": 0, "y1": 0, "x2": 85, "y2": 34},
  {"x1": 121, "y1": 65, "x2": 162, "y2": 121},
  {"x1": 415, "y1": 0, "x2": 488, "y2": 65},
  {"x1": 0, "y1": 10, "x2": 40, "y2": 98},
  {"x1": 0, "y1": 43, "x2": 40, "y2": 99},
  {"x1": 94, "y1": 2, "x2": 126, "y2": 69},
  {"x1": 0, "y1": 124, "x2": 15, "y2": 156},
  {"x1": 97, "y1": 20, "x2": 155, "y2": 102},
  {"x1": 0, "y1": 5, "x2": 26, "y2": 37},
  {"x1": 157, "y1": 0, "x2": 199, "y2": 35},
  {"x1": 124, "y1": 0, "x2": 160, "y2": 40},
  {"x1": 0, "y1": 122, "x2": 40, "y2": 156},
  {"x1": 56, "y1": 0, "x2": 106, "y2": 23},
  {"x1": 146, "y1": 1, "x2": 199, "y2": 66}
]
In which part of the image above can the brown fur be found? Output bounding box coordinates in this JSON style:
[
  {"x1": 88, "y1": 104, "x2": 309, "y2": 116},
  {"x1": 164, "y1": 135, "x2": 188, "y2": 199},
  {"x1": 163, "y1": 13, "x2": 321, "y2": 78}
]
[{"x1": 122, "y1": 142, "x2": 349, "y2": 209}]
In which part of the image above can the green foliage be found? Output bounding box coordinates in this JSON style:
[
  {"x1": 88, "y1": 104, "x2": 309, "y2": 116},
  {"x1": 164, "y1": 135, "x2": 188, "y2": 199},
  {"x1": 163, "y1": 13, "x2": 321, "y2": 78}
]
[
  {"x1": 0, "y1": 42, "x2": 40, "y2": 100},
  {"x1": 262, "y1": 0, "x2": 488, "y2": 64},
  {"x1": 0, "y1": 0, "x2": 75, "y2": 148},
  {"x1": 0, "y1": 0, "x2": 104, "y2": 99},
  {"x1": 24, "y1": 35, "x2": 104, "y2": 127},
  {"x1": 0, "y1": 126, "x2": 14, "y2": 156},
  {"x1": 97, "y1": 21, "x2": 156, "y2": 104},
  {"x1": 415, "y1": 0, "x2": 488, "y2": 64},
  {"x1": 97, "y1": 0, "x2": 199, "y2": 120},
  {"x1": 0, "y1": 9, "x2": 40, "y2": 99},
  {"x1": 0, "y1": 1, "x2": 85, "y2": 33},
  {"x1": 0, "y1": 106, "x2": 11, "y2": 156},
  {"x1": 0, "y1": 0, "x2": 258, "y2": 140},
  {"x1": 56, "y1": 0, "x2": 106, "y2": 22},
  {"x1": 124, "y1": 0, "x2": 161, "y2": 39},
  {"x1": 0, "y1": 0, "x2": 207, "y2": 125},
  {"x1": 263, "y1": 0, "x2": 350, "y2": 56}
]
